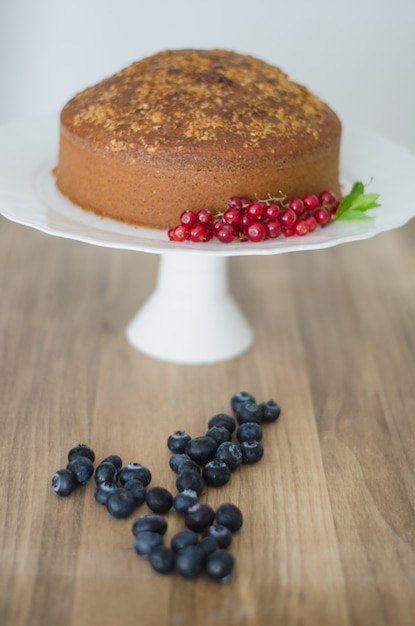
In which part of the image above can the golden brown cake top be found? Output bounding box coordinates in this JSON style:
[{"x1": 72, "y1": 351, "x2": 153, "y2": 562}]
[{"x1": 61, "y1": 49, "x2": 341, "y2": 165}]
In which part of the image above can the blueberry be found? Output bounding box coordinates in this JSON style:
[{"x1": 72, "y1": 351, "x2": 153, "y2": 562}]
[
  {"x1": 67, "y1": 456, "x2": 94, "y2": 485},
  {"x1": 118, "y1": 463, "x2": 151, "y2": 487},
  {"x1": 215, "y1": 441, "x2": 243, "y2": 471},
  {"x1": 176, "y1": 469, "x2": 204, "y2": 496},
  {"x1": 177, "y1": 458, "x2": 201, "y2": 474},
  {"x1": 133, "y1": 530, "x2": 163, "y2": 557},
  {"x1": 106, "y1": 488, "x2": 137, "y2": 518},
  {"x1": 94, "y1": 481, "x2": 118, "y2": 505},
  {"x1": 207, "y1": 413, "x2": 236, "y2": 434},
  {"x1": 146, "y1": 487, "x2": 173, "y2": 514},
  {"x1": 169, "y1": 454, "x2": 200, "y2": 474},
  {"x1": 205, "y1": 549, "x2": 235, "y2": 581},
  {"x1": 172, "y1": 489, "x2": 199, "y2": 514},
  {"x1": 102, "y1": 454, "x2": 123, "y2": 469},
  {"x1": 230, "y1": 392, "x2": 256, "y2": 413},
  {"x1": 149, "y1": 545, "x2": 175, "y2": 574},
  {"x1": 67, "y1": 444, "x2": 95, "y2": 463},
  {"x1": 185, "y1": 436, "x2": 218, "y2": 465},
  {"x1": 51, "y1": 468, "x2": 75, "y2": 496},
  {"x1": 240, "y1": 440, "x2": 264, "y2": 464},
  {"x1": 171, "y1": 529, "x2": 199, "y2": 552},
  {"x1": 235, "y1": 401, "x2": 263, "y2": 424},
  {"x1": 236, "y1": 421, "x2": 263, "y2": 443},
  {"x1": 184, "y1": 503, "x2": 215, "y2": 532},
  {"x1": 94, "y1": 461, "x2": 117, "y2": 485},
  {"x1": 260, "y1": 399, "x2": 281, "y2": 422},
  {"x1": 205, "y1": 426, "x2": 232, "y2": 445},
  {"x1": 124, "y1": 479, "x2": 147, "y2": 507},
  {"x1": 215, "y1": 503, "x2": 243, "y2": 532},
  {"x1": 202, "y1": 524, "x2": 232, "y2": 549},
  {"x1": 175, "y1": 545, "x2": 205, "y2": 578},
  {"x1": 202, "y1": 460, "x2": 231, "y2": 487},
  {"x1": 132, "y1": 514, "x2": 168, "y2": 536},
  {"x1": 167, "y1": 430, "x2": 191, "y2": 453},
  {"x1": 198, "y1": 536, "x2": 219, "y2": 558}
]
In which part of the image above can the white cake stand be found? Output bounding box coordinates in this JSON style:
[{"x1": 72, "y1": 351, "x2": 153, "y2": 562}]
[{"x1": 1, "y1": 115, "x2": 415, "y2": 363}]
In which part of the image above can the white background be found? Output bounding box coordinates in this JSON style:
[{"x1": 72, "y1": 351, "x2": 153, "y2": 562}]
[{"x1": 0, "y1": 0, "x2": 414, "y2": 153}]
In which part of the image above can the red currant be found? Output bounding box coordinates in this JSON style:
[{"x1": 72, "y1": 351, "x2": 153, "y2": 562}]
[
  {"x1": 190, "y1": 224, "x2": 210, "y2": 242},
  {"x1": 331, "y1": 201, "x2": 340, "y2": 215},
  {"x1": 240, "y1": 197, "x2": 253, "y2": 208},
  {"x1": 314, "y1": 208, "x2": 331, "y2": 225},
  {"x1": 245, "y1": 201, "x2": 267, "y2": 220},
  {"x1": 288, "y1": 198, "x2": 305, "y2": 217},
  {"x1": 282, "y1": 226, "x2": 296, "y2": 237},
  {"x1": 212, "y1": 218, "x2": 224, "y2": 235},
  {"x1": 227, "y1": 197, "x2": 242, "y2": 210},
  {"x1": 265, "y1": 220, "x2": 282, "y2": 239},
  {"x1": 318, "y1": 190, "x2": 336, "y2": 206},
  {"x1": 216, "y1": 224, "x2": 237, "y2": 243},
  {"x1": 302, "y1": 194, "x2": 319, "y2": 212},
  {"x1": 197, "y1": 209, "x2": 213, "y2": 226},
  {"x1": 168, "y1": 187, "x2": 340, "y2": 245},
  {"x1": 294, "y1": 220, "x2": 309, "y2": 236},
  {"x1": 246, "y1": 221, "x2": 266, "y2": 242},
  {"x1": 169, "y1": 224, "x2": 189, "y2": 241},
  {"x1": 278, "y1": 208, "x2": 296, "y2": 228},
  {"x1": 223, "y1": 207, "x2": 243, "y2": 226},
  {"x1": 304, "y1": 215, "x2": 317, "y2": 232},
  {"x1": 241, "y1": 213, "x2": 253, "y2": 229},
  {"x1": 180, "y1": 210, "x2": 197, "y2": 227},
  {"x1": 227, "y1": 196, "x2": 252, "y2": 210},
  {"x1": 265, "y1": 204, "x2": 280, "y2": 220}
]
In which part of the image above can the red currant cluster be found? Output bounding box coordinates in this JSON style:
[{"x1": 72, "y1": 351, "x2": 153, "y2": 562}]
[{"x1": 167, "y1": 190, "x2": 339, "y2": 243}]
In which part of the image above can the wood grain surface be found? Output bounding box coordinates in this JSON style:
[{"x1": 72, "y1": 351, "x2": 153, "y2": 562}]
[{"x1": 1, "y1": 214, "x2": 414, "y2": 626}]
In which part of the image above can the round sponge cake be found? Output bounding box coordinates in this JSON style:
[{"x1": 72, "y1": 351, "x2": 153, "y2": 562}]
[{"x1": 55, "y1": 49, "x2": 341, "y2": 229}]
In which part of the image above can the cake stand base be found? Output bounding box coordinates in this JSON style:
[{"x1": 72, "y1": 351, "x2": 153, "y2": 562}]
[{"x1": 125, "y1": 253, "x2": 254, "y2": 364}]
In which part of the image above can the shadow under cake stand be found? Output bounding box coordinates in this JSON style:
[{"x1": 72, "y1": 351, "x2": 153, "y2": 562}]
[{"x1": 1, "y1": 115, "x2": 415, "y2": 364}]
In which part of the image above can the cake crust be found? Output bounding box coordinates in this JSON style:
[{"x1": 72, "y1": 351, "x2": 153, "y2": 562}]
[{"x1": 56, "y1": 49, "x2": 342, "y2": 229}]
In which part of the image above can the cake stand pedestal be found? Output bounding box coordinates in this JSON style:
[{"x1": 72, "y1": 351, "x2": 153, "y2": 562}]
[
  {"x1": 125, "y1": 253, "x2": 253, "y2": 364},
  {"x1": 1, "y1": 115, "x2": 415, "y2": 365}
]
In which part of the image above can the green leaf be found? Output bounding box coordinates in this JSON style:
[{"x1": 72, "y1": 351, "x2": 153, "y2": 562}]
[
  {"x1": 335, "y1": 181, "x2": 380, "y2": 221},
  {"x1": 337, "y1": 209, "x2": 374, "y2": 221},
  {"x1": 336, "y1": 181, "x2": 364, "y2": 218},
  {"x1": 352, "y1": 193, "x2": 380, "y2": 211}
]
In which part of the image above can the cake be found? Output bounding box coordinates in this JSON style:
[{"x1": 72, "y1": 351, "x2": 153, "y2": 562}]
[{"x1": 55, "y1": 49, "x2": 341, "y2": 230}]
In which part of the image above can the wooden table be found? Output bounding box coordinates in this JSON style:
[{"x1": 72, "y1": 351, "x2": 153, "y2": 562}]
[{"x1": 1, "y1": 214, "x2": 414, "y2": 626}]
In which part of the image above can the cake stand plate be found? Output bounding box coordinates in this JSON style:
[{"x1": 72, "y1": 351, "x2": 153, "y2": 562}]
[{"x1": 1, "y1": 115, "x2": 415, "y2": 363}]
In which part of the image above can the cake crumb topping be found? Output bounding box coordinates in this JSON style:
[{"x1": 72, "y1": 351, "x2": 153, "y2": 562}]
[{"x1": 63, "y1": 49, "x2": 338, "y2": 161}]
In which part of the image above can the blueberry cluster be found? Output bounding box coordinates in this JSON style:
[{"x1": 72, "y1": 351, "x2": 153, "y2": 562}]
[
  {"x1": 97, "y1": 460, "x2": 155, "y2": 519},
  {"x1": 167, "y1": 392, "x2": 281, "y2": 492},
  {"x1": 130, "y1": 391, "x2": 280, "y2": 580},
  {"x1": 132, "y1": 502, "x2": 242, "y2": 581},
  {"x1": 51, "y1": 444, "x2": 96, "y2": 496},
  {"x1": 52, "y1": 447, "x2": 157, "y2": 519},
  {"x1": 51, "y1": 391, "x2": 281, "y2": 582}
]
